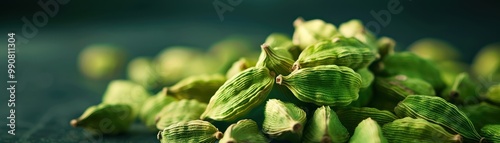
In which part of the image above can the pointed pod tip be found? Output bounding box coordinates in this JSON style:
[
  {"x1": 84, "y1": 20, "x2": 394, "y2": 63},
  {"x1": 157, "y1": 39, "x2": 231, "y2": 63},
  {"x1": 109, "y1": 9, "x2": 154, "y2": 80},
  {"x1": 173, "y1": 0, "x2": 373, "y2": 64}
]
[
  {"x1": 293, "y1": 17, "x2": 305, "y2": 27},
  {"x1": 215, "y1": 131, "x2": 224, "y2": 140},
  {"x1": 292, "y1": 123, "x2": 302, "y2": 132},
  {"x1": 292, "y1": 62, "x2": 300, "y2": 71},
  {"x1": 276, "y1": 75, "x2": 283, "y2": 85},
  {"x1": 70, "y1": 119, "x2": 79, "y2": 127}
]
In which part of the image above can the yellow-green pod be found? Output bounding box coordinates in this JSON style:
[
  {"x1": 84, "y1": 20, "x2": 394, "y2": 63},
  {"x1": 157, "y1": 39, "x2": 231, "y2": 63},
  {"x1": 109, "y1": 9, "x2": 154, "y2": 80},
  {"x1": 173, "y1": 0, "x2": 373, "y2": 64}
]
[
  {"x1": 338, "y1": 19, "x2": 378, "y2": 53},
  {"x1": 408, "y1": 38, "x2": 460, "y2": 62},
  {"x1": 441, "y1": 73, "x2": 481, "y2": 105},
  {"x1": 460, "y1": 102, "x2": 500, "y2": 130},
  {"x1": 155, "y1": 47, "x2": 205, "y2": 84},
  {"x1": 156, "y1": 99, "x2": 207, "y2": 130},
  {"x1": 382, "y1": 117, "x2": 462, "y2": 143},
  {"x1": 167, "y1": 74, "x2": 226, "y2": 103},
  {"x1": 336, "y1": 107, "x2": 398, "y2": 134},
  {"x1": 294, "y1": 37, "x2": 377, "y2": 71},
  {"x1": 157, "y1": 120, "x2": 223, "y2": 143},
  {"x1": 264, "y1": 33, "x2": 301, "y2": 60},
  {"x1": 101, "y1": 80, "x2": 151, "y2": 117},
  {"x1": 472, "y1": 43, "x2": 500, "y2": 81},
  {"x1": 219, "y1": 119, "x2": 268, "y2": 143},
  {"x1": 395, "y1": 95, "x2": 482, "y2": 141},
  {"x1": 376, "y1": 37, "x2": 396, "y2": 59},
  {"x1": 139, "y1": 88, "x2": 177, "y2": 130},
  {"x1": 480, "y1": 125, "x2": 500, "y2": 143},
  {"x1": 263, "y1": 99, "x2": 307, "y2": 143},
  {"x1": 303, "y1": 106, "x2": 349, "y2": 143},
  {"x1": 70, "y1": 104, "x2": 134, "y2": 134},
  {"x1": 374, "y1": 52, "x2": 446, "y2": 91},
  {"x1": 127, "y1": 57, "x2": 164, "y2": 90},
  {"x1": 225, "y1": 58, "x2": 254, "y2": 79},
  {"x1": 292, "y1": 18, "x2": 338, "y2": 50},
  {"x1": 374, "y1": 75, "x2": 436, "y2": 102},
  {"x1": 487, "y1": 84, "x2": 500, "y2": 105},
  {"x1": 256, "y1": 44, "x2": 295, "y2": 75},
  {"x1": 78, "y1": 44, "x2": 126, "y2": 80},
  {"x1": 277, "y1": 65, "x2": 362, "y2": 106},
  {"x1": 350, "y1": 118, "x2": 388, "y2": 143},
  {"x1": 201, "y1": 67, "x2": 274, "y2": 121},
  {"x1": 437, "y1": 61, "x2": 469, "y2": 86}
]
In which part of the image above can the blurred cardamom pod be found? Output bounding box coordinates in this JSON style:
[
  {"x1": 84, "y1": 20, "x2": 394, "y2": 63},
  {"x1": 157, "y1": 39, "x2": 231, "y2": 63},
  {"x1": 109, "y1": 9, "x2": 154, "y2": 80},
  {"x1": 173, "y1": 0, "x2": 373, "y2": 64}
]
[
  {"x1": 201, "y1": 67, "x2": 274, "y2": 121},
  {"x1": 382, "y1": 117, "x2": 462, "y2": 143},
  {"x1": 219, "y1": 119, "x2": 268, "y2": 143},
  {"x1": 441, "y1": 73, "x2": 481, "y2": 105},
  {"x1": 78, "y1": 44, "x2": 126, "y2": 80},
  {"x1": 394, "y1": 95, "x2": 482, "y2": 141},
  {"x1": 263, "y1": 99, "x2": 307, "y2": 143},
  {"x1": 303, "y1": 106, "x2": 349, "y2": 143},
  {"x1": 157, "y1": 120, "x2": 223, "y2": 143},
  {"x1": 225, "y1": 58, "x2": 254, "y2": 79},
  {"x1": 350, "y1": 118, "x2": 388, "y2": 143},
  {"x1": 408, "y1": 38, "x2": 460, "y2": 62},
  {"x1": 167, "y1": 74, "x2": 226, "y2": 103},
  {"x1": 480, "y1": 125, "x2": 500, "y2": 143},
  {"x1": 139, "y1": 88, "x2": 176, "y2": 130},
  {"x1": 102, "y1": 80, "x2": 151, "y2": 117},
  {"x1": 486, "y1": 84, "x2": 500, "y2": 105},
  {"x1": 460, "y1": 102, "x2": 500, "y2": 130},
  {"x1": 336, "y1": 107, "x2": 398, "y2": 134},
  {"x1": 70, "y1": 104, "x2": 134, "y2": 134},
  {"x1": 127, "y1": 57, "x2": 164, "y2": 90},
  {"x1": 292, "y1": 18, "x2": 338, "y2": 50},
  {"x1": 156, "y1": 99, "x2": 207, "y2": 130},
  {"x1": 376, "y1": 37, "x2": 396, "y2": 59},
  {"x1": 277, "y1": 65, "x2": 362, "y2": 106},
  {"x1": 472, "y1": 43, "x2": 500, "y2": 81}
]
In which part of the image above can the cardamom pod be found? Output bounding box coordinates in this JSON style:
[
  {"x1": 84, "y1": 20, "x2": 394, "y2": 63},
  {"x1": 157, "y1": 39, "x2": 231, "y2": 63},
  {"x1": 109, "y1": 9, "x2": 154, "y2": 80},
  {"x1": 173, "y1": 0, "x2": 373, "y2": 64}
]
[
  {"x1": 225, "y1": 58, "x2": 253, "y2": 79},
  {"x1": 487, "y1": 84, "x2": 500, "y2": 105},
  {"x1": 294, "y1": 37, "x2": 377, "y2": 71},
  {"x1": 338, "y1": 19, "x2": 378, "y2": 53},
  {"x1": 350, "y1": 118, "x2": 388, "y2": 143},
  {"x1": 101, "y1": 80, "x2": 151, "y2": 117},
  {"x1": 480, "y1": 125, "x2": 500, "y2": 143},
  {"x1": 256, "y1": 44, "x2": 295, "y2": 75},
  {"x1": 78, "y1": 44, "x2": 126, "y2": 80},
  {"x1": 292, "y1": 17, "x2": 338, "y2": 50},
  {"x1": 472, "y1": 43, "x2": 500, "y2": 81},
  {"x1": 460, "y1": 102, "x2": 500, "y2": 130},
  {"x1": 394, "y1": 95, "x2": 482, "y2": 141},
  {"x1": 127, "y1": 57, "x2": 163, "y2": 90},
  {"x1": 139, "y1": 88, "x2": 176, "y2": 130},
  {"x1": 441, "y1": 73, "x2": 481, "y2": 105},
  {"x1": 349, "y1": 68, "x2": 374, "y2": 107},
  {"x1": 156, "y1": 99, "x2": 207, "y2": 130},
  {"x1": 303, "y1": 106, "x2": 349, "y2": 143},
  {"x1": 70, "y1": 104, "x2": 134, "y2": 134},
  {"x1": 382, "y1": 117, "x2": 462, "y2": 143},
  {"x1": 276, "y1": 65, "x2": 362, "y2": 106},
  {"x1": 408, "y1": 38, "x2": 460, "y2": 62},
  {"x1": 376, "y1": 37, "x2": 396, "y2": 59},
  {"x1": 264, "y1": 33, "x2": 301, "y2": 60},
  {"x1": 167, "y1": 74, "x2": 226, "y2": 103},
  {"x1": 201, "y1": 67, "x2": 274, "y2": 121},
  {"x1": 374, "y1": 75, "x2": 436, "y2": 102},
  {"x1": 263, "y1": 99, "x2": 307, "y2": 143},
  {"x1": 219, "y1": 119, "x2": 268, "y2": 143},
  {"x1": 336, "y1": 107, "x2": 398, "y2": 134},
  {"x1": 157, "y1": 120, "x2": 223, "y2": 143},
  {"x1": 156, "y1": 47, "x2": 206, "y2": 84}
]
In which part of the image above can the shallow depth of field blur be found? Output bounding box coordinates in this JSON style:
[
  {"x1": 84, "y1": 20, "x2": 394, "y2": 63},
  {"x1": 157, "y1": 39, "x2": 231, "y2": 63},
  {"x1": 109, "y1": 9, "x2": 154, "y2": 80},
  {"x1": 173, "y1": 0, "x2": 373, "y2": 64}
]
[{"x1": 0, "y1": 0, "x2": 500, "y2": 142}]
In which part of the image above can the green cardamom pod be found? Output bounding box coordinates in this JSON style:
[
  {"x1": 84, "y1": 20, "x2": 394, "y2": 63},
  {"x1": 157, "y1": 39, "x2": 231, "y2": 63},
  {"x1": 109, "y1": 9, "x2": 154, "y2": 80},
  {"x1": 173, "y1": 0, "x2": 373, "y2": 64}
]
[
  {"x1": 374, "y1": 75, "x2": 436, "y2": 102},
  {"x1": 394, "y1": 95, "x2": 482, "y2": 141},
  {"x1": 127, "y1": 57, "x2": 163, "y2": 90},
  {"x1": 374, "y1": 52, "x2": 446, "y2": 91},
  {"x1": 292, "y1": 17, "x2": 338, "y2": 50},
  {"x1": 338, "y1": 19, "x2": 378, "y2": 53},
  {"x1": 460, "y1": 102, "x2": 500, "y2": 130},
  {"x1": 225, "y1": 58, "x2": 254, "y2": 79},
  {"x1": 167, "y1": 74, "x2": 226, "y2": 103},
  {"x1": 408, "y1": 38, "x2": 460, "y2": 62},
  {"x1": 303, "y1": 106, "x2": 349, "y2": 143},
  {"x1": 382, "y1": 117, "x2": 462, "y2": 143},
  {"x1": 480, "y1": 125, "x2": 500, "y2": 143},
  {"x1": 139, "y1": 88, "x2": 177, "y2": 130},
  {"x1": 256, "y1": 44, "x2": 295, "y2": 75},
  {"x1": 276, "y1": 65, "x2": 362, "y2": 106},
  {"x1": 156, "y1": 99, "x2": 207, "y2": 130},
  {"x1": 472, "y1": 43, "x2": 500, "y2": 81},
  {"x1": 101, "y1": 80, "x2": 151, "y2": 118},
  {"x1": 441, "y1": 73, "x2": 481, "y2": 105},
  {"x1": 78, "y1": 44, "x2": 126, "y2": 80},
  {"x1": 376, "y1": 36, "x2": 396, "y2": 60},
  {"x1": 349, "y1": 68, "x2": 374, "y2": 107},
  {"x1": 201, "y1": 67, "x2": 274, "y2": 121},
  {"x1": 336, "y1": 107, "x2": 398, "y2": 134},
  {"x1": 219, "y1": 119, "x2": 268, "y2": 143},
  {"x1": 263, "y1": 99, "x2": 307, "y2": 143},
  {"x1": 294, "y1": 37, "x2": 377, "y2": 71},
  {"x1": 350, "y1": 118, "x2": 388, "y2": 143},
  {"x1": 264, "y1": 33, "x2": 301, "y2": 60},
  {"x1": 156, "y1": 47, "x2": 206, "y2": 84},
  {"x1": 70, "y1": 104, "x2": 134, "y2": 134},
  {"x1": 157, "y1": 120, "x2": 223, "y2": 143},
  {"x1": 487, "y1": 84, "x2": 500, "y2": 105}
]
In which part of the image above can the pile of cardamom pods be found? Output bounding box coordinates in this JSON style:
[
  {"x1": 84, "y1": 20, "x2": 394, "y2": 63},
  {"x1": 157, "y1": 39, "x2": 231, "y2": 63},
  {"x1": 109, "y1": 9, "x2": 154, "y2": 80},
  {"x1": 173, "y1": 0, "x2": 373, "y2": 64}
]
[{"x1": 72, "y1": 18, "x2": 500, "y2": 143}]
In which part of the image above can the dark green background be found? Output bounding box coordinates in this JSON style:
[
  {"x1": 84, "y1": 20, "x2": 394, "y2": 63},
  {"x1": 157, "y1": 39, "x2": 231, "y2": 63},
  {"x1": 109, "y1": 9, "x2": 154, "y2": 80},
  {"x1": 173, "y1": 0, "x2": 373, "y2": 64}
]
[{"x1": 1, "y1": 0, "x2": 499, "y2": 142}]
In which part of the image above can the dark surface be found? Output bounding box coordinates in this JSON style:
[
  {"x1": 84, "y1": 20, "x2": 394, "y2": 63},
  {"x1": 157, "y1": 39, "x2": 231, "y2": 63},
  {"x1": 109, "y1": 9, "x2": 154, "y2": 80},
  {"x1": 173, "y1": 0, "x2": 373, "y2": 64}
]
[{"x1": 1, "y1": 0, "x2": 500, "y2": 142}]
